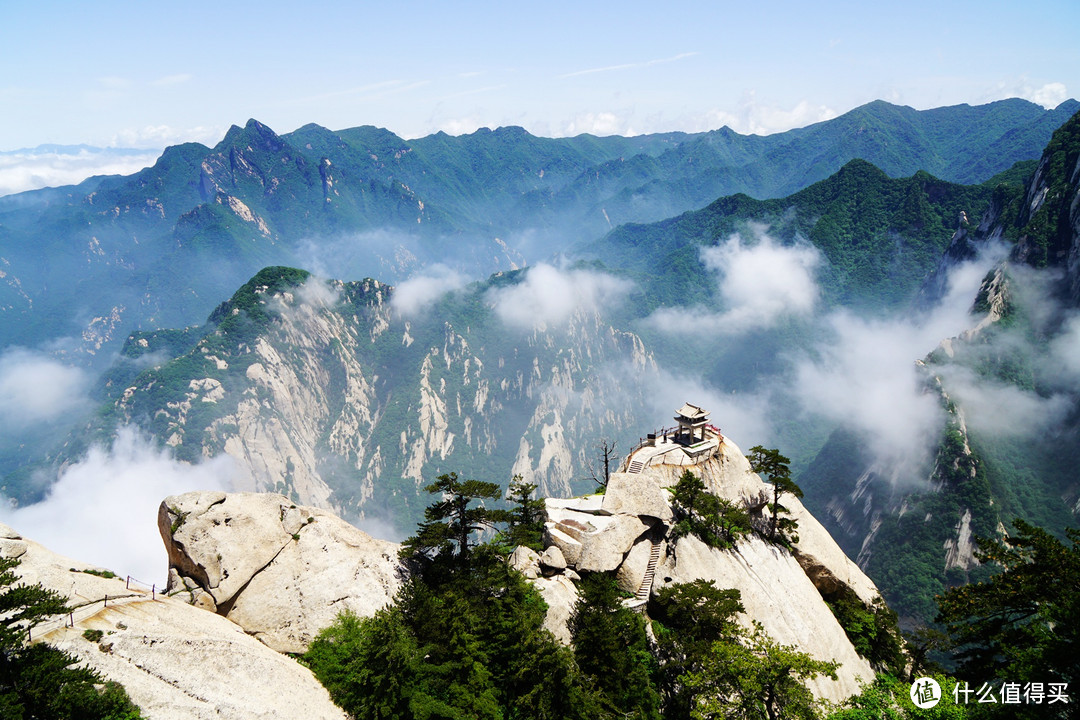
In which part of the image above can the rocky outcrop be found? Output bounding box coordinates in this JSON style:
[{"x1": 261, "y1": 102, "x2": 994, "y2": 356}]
[
  {"x1": 160, "y1": 491, "x2": 401, "y2": 654},
  {"x1": 114, "y1": 273, "x2": 653, "y2": 517},
  {"x1": 531, "y1": 434, "x2": 883, "y2": 704},
  {"x1": 0, "y1": 522, "x2": 346, "y2": 720}
]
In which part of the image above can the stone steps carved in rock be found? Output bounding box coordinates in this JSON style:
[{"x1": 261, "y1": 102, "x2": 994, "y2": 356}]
[{"x1": 634, "y1": 539, "x2": 663, "y2": 603}]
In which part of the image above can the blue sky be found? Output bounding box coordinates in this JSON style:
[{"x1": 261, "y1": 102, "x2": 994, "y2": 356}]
[{"x1": 1, "y1": 0, "x2": 1077, "y2": 151}]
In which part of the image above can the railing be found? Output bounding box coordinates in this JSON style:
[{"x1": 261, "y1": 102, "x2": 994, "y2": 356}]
[
  {"x1": 27, "y1": 574, "x2": 163, "y2": 641},
  {"x1": 620, "y1": 425, "x2": 725, "y2": 471}
]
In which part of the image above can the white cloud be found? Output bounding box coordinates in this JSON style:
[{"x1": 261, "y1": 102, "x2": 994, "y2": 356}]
[
  {"x1": 0, "y1": 348, "x2": 89, "y2": 428},
  {"x1": 937, "y1": 365, "x2": 1071, "y2": 440},
  {"x1": 786, "y1": 245, "x2": 1007, "y2": 472},
  {"x1": 791, "y1": 311, "x2": 947, "y2": 469},
  {"x1": 108, "y1": 124, "x2": 224, "y2": 149},
  {"x1": 0, "y1": 148, "x2": 161, "y2": 197},
  {"x1": 560, "y1": 52, "x2": 698, "y2": 79},
  {"x1": 151, "y1": 73, "x2": 193, "y2": 87},
  {"x1": 1048, "y1": 313, "x2": 1080, "y2": 382},
  {"x1": 391, "y1": 265, "x2": 468, "y2": 316},
  {"x1": 1025, "y1": 82, "x2": 1069, "y2": 109},
  {"x1": 648, "y1": 231, "x2": 822, "y2": 335},
  {"x1": 983, "y1": 79, "x2": 1070, "y2": 110},
  {"x1": 0, "y1": 427, "x2": 237, "y2": 586},
  {"x1": 701, "y1": 93, "x2": 839, "y2": 135},
  {"x1": 561, "y1": 111, "x2": 634, "y2": 137},
  {"x1": 487, "y1": 263, "x2": 632, "y2": 329}
]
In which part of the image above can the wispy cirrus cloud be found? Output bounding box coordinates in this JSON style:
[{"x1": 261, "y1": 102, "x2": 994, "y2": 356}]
[
  {"x1": 294, "y1": 79, "x2": 431, "y2": 106},
  {"x1": 560, "y1": 52, "x2": 698, "y2": 79},
  {"x1": 151, "y1": 73, "x2": 192, "y2": 86}
]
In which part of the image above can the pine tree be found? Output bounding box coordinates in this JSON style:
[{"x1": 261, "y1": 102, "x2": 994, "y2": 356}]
[
  {"x1": 748, "y1": 446, "x2": 803, "y2": 545},
  {"x1": 569, "y1": 572, "x2": 661, "y2": 720},
  {"x1": 0, "y1": 556, "x2": 143, "y2": 719}
]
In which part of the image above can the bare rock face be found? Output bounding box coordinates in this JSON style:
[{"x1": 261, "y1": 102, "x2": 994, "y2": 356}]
[
  {"x1": 533, "y1": 434, "x2": 887, "y2": 705},
  {"x1": 601, "y1": 472, "x2": 674, "y2": 521},
  {"x1": 0, "y1": 521, "x2": 347, "y2": 720},
  {"x1": 160, "y1": 491, "x2": 401, "y2": 654},
  {"x1": 656, "y1": 534, "x2": 875, "y2": 701}
]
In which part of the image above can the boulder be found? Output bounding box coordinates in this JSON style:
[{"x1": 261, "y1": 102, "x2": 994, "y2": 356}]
[
  {"x1": 544, "y1": 523, "x2": 583, "y2": 566},
  {"x1": 160, "y1": 491, "x2": 401, "y2": 653},
  {"x1": 601, "y1": 473, "x2": 673, "y2": 521},
  {"x1": 539, "y1": 545, "x2": 567, "y2": 571},
  {"x1": 616, "y1": 538, "x2": 657, "y2": 595},
  {"x1": 529, "y1": 574, "x2": 578, "y2": 645},
  {"x1": 546, "y1": 495, "x2": 606, "y2": 514},
  {"x1": 509, "y1": 545, "x2": 541, "y2": 579},
  {"x1": 576, "y1": 514, "x2": 651, "y2": 573},
  {"x1": 1, "y1": 522, "x2": 347, "y2": 720}
]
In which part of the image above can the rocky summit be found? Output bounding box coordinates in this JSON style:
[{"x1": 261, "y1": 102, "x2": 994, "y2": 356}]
[
  {"x1": 159, "y1": 491, "x2": 401, "y2": 654},
  {"x1": 517, "y1": 426, "x2": 880, "y2": 703}
]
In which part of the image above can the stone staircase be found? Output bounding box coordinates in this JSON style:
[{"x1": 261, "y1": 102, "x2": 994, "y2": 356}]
[
  {"x1": 633, "y1": 539, "x2": 663, "y2": 604},
  {"x1": 627, "y1": 459, "x2": 644, "y2": 474}
]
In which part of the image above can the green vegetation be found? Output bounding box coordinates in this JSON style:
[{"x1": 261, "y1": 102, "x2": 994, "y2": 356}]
[
  {"x1": 748, "y1": 446, "x2": 804, "y2": 546},
  {"x1": 306, "y1": 471, "x2": 868, "y2": 720},
  {"x1": 824, "y1": 591, "x2": 905, "y2": 676},
  {"x1": 0, "y1": 556, "x2": 143, "y2": 719},
  {"x1": 685, "y1": 621, "x2": 838, "y2": 720},
  {"x1": 650, "y1": 579, "x2": 744, "y2": 719},
  {"x1": 399, "y1": 471, "x2": 507, "y2": 564},
  {"x1": 569, "y1": 572, "x2": 661, "y2": 719},
  {"x1": 936, "y1": 520, "x2": 1079, "y2": 720},
  {"x1": 668, "y1": 469, "x2": 751, "y2": 549},
  {"x1": 497, "y1": 475, "x2": 545, "y2": 552},
  {"x1": 826, "y1": 674, "x2": 968, "y2": 719},
  {"x1": 308, "y1": 479, "x2": 606, "y2": 720}
]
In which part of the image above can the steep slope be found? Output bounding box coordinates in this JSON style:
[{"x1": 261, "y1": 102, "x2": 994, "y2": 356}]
[
  {"x1": 1, "y1": 521, "x2": 347, "y2": 720},
  {"x1": 799, "y1": 108, "x2": 1080, "y2": 621},
  {"x1": 523, "y1": 429, "x2": 884, "y2": 704},
  {"x1": 93, "y1": 266, "x2": 652, "y2": 530}
]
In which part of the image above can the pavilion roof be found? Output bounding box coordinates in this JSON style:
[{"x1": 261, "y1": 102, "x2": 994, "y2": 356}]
[{"x1": 675, "y1": 402, "x2": 709, "y2": 421}]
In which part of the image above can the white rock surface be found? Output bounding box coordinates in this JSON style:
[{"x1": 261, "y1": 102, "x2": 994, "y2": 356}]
[
  {"x1": 544, "y1": 524, "x2": 584, "y2": 565},
  {"x1": 509, "y1": 545, "x2": 541, "y2": 579},
  {"x1": 656, "y1": 534, "x2": 874, "y2": 702},
  {"x1": 1, "y1": 522, "x2": 346, "y2": 720},
  {"x1": 646, "y1": 440, "x2": 881, "y2": 605},
  {"x1": 540, "y1": 545, "x2": 567, "y2": 571},
  {"x1": 161, "y1": 491, "x2": 401, "y2": 653},
  {"x1": 576, "y1": 514, "x2": 651, "y2": 572},
  {"x1": 535, "y1": 434, "x2": 889, "y2": 705},
  {"x1": 601, "y1": 472, "x2": 674, "y2": 521},
  {"x1": 616, "y1": 537, "x2": 657, "y2": 594},
  {"x1": 529, "y1": 574, "x2": 579, "y2": 645}
]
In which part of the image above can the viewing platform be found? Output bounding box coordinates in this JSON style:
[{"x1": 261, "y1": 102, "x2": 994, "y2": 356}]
[{"x1": 620, "y1": 402, "x2": 724, "y2": 474}]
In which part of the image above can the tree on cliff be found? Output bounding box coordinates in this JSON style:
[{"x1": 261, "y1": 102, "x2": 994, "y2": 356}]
[
  {"x1": 399, "y1": 471, "x2": 508, "y2": 565},
  {"x1": 500, "y1": 475, "x2": 545, "y2": 551},
  {"x1": 569, "y1": 572, "x2": 661, "y2": 720},
  {"x1": 748, "y1": 446, "x2": 803, "y2": 545},
  {"x1": 936, "y1": 519, "x2": 1079, "y2": 720},
  {"x1": 309, "y1": 472, "x2": 606, "y2": 720},
  {"x1": 0, "y1": 556, "x2": 143, "y2": 719}
]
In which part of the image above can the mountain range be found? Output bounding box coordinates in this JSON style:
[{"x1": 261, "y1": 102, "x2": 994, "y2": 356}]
[{"x1": 2, "y1": 97, "x2": 1080, "y2": 624}]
